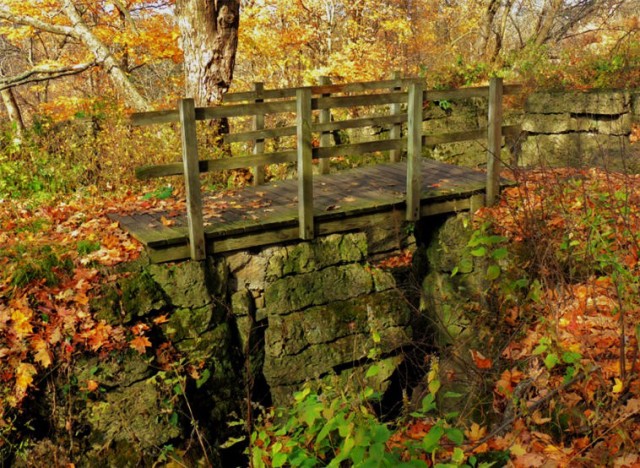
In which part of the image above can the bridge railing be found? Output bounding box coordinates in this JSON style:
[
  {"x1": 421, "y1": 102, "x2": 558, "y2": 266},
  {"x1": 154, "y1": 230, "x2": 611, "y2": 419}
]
[{"x1": 131, "y1": 77, "x2": 521, "y2": 260}]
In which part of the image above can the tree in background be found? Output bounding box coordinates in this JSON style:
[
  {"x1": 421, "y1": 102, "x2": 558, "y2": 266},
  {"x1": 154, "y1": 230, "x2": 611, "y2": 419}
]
[{"x1": 176, "y1": 0, "x2": 240, "y2": 106}]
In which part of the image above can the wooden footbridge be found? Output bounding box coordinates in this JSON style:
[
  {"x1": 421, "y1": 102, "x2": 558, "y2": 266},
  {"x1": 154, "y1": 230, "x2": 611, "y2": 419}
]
[{"x1": 112, "y1": 77, "x2": 521, "y2": 263}]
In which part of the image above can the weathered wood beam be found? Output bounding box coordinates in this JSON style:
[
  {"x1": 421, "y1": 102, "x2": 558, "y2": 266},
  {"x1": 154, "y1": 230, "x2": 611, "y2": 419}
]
[
  {"x1": 178, "y1": 98, "x2": 206, "y2": 261},
  {"x1": 296, "y1": 88, "x2": 314, "y2": 240},
  {"x1": 486, "y1": 77, "x2": 504, "y2": 206}
]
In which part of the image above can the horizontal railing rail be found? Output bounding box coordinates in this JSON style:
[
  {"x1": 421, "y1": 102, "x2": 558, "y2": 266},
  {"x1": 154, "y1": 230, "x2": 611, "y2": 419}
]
[{"x1": 130, "y1": 76, "x2": 521, "y2": 260}]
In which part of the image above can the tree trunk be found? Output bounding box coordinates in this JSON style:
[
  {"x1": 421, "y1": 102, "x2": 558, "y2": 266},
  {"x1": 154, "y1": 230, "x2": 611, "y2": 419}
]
[
  {"x1": 175, "y1": 0, "x2": 240, "y2": 107},
  {"x1": 61, "y1": 0, "x2": 150, "y2": 111},
  {"x1": 475, "y1": 0, "x2": 500, "y2": 60},
  {"x1": 533, "y1": 0, "x2": 564, "y2": 47},
  {"x1": 1, "y1": 86, "x2": 25, "y2": 138}
]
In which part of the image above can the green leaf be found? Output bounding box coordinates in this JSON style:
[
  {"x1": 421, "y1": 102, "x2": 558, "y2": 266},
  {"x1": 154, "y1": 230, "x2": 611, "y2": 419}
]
[
  {"x1": 532, "y1": 344, "x2": 547, "y2": 355},
  {"x1": 562, "y1": 351, "x2": 582, "y2": 364},
  {"x1": 372, "y1": 331, "x2": 381, "y2": 343},
  {"x1": 451, "y1": 447, "x2": 465, "y2": 464},
  {"x1": 294, "y1": 387, "x2": 311, "y2": 402},
  {"x1": 544, "y1": 353, "x2": 560, "y2": 370},
  {"x1": 365, "y1": 365, "x2": 380, "y2": 378},
  {"x1": 445, "y1": 428, "x2": 465, "y2": 445},
  {"x1": 443, "y1": 391, "x2": 463, "y2": 399},
  {"x1": 471, "y1": 247, "x2": 487, "y2": 257},
  {"x1": 486, "y1": 265, "x2": 501, "y2": 280},
  {"x1": 372, "y1": 424, "x2": 391, "y2": 444},
  {"x1": 272, "y1": 452, "x2": 288, "y2": 468},
  {"x1": 422, "y1": 425, "x2": 445, "y2": 453},
  {"x1": 428, "y1": 378, "x2": 441, "y2": 396},
  {"x1": 458, "y1": 257, "x2": 474, "y2": 274},
  {"x1": 421, "y1": 394, "x2": 437, "y2": 413},
  {"x1": 195, "y1": 368, "x2": 211, "y2": 389},
  {"x1": 491, "y1": 247, "x2": 509, "y2": 260},
  {"x1": 451, "y1": 266, "x2": 459, "y2": 277}
]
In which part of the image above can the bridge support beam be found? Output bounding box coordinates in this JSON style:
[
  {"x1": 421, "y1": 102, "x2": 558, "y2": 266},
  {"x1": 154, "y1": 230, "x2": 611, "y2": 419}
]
[
  {"x1": 296, "y1": 88, "x2": 314, "y2": 240},
  {"x1": 406, "y1": 80, "x2": 424, "y2": 221},
  {"x1": 179, "y1": 98, "x2": 206, "y2": 261},
  {"x1": 486, "y1": 77, "x2": 503, "y2": 206}
]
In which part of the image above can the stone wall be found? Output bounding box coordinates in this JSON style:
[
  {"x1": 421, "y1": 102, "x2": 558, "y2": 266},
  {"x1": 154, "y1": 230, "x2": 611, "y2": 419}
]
[
  {"x1": 521, "y1": 90, "x2": 640, "y2": 168},
  {"x1": 227, "y1": 230, "x2": 414, "y2": 406},
  {"x1": 420, "y1": 88, "x2": 640, "y2": 171}
]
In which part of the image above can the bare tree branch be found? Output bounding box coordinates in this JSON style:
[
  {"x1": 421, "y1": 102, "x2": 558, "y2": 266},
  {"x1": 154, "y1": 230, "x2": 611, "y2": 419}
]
[
  {"x1": 111, "y1": 0, "x2": 139, "y2": 33},
  {"x1": 0, "y1": 62, "x2": 96, "y2": 91}
]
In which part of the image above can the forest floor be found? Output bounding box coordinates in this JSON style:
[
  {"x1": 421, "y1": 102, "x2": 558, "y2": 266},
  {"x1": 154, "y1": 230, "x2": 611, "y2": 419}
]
[{"x1": 2, "y1": 164, "x2": 640, "y2": 466}]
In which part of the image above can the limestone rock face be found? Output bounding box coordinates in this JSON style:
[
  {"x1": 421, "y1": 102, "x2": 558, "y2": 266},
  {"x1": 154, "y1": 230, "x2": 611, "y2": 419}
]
[
  {"x1": 225, "y1": 232, "x2": 413, "y2": 406},
  {"x1": 417, "y1": 213, "x2": 505, "y2": 416},
  {"x1": 525, "y1": 90, "x2": 631, "y2": 115},
  {"x1": 520, "y1": 89, "x2": 638, "y2": 169}
]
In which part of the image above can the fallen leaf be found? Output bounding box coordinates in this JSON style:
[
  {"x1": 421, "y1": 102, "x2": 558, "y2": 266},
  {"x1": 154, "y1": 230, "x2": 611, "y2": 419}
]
[
  {"x1": 470, "y1": 349, "x2": 492, "y2": 369},
  {"x1": 464, "y1": 422, "x2": 487, "y2": 442},
  {"x1": 86, "y1": 379, "x2": 99, "y2": 392},
  {"x1": 613, "y1": 378, "x2": 624, "y2": 394},
  {"x1": 129, "y1": 335, "x2": 152, "y2": 354},
  {"x1": 15, "y1": 363, "x2": 37, "y2": 399},
  {"x1": 153, "y1": 314, "x2": 169, "y2": 325},
  {"x1": 161, "y1": 216, "x2": 176, "y2": 227}
]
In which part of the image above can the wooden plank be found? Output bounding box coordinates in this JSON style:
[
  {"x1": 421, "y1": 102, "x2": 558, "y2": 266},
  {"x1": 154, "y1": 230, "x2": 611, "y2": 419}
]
[
  {"x1": 135, "y1": 150, "x2": 297, "y2": 179},
  {"x1": 132, "y1": 82, "x2": 522, "y2": 127},
  {"x1": 179, "y1": 98, "x2": 206, "y2": 260},
  {"x1": 314, "y1": 92, "x2": 407, "y2": 110},
  {"x1": 390, "y1": 71, "x2": 402, "y2": 163},
  {"x1": 110, "y1": 214, "x2": 186, "y2": 247},
  {"x1": 318, "y1": 76, "x2": 331, "y2": 175},
  {"x1": 313, "y1": 113, "x2": 407, "y2": 134},
  {"x1": 406, "y1": 81, "x2": 423, "y2": 221},
  {"x1": 223, "y1": 78, "x2": 418, "y2": 103},
  {"x1": 313, "y1": 139, "x2": 403, "y2": 159},
  {"x1": 199, "y1": 100, "x2": 295, "y2": 119},
  {"x1": 223, "y1": 125, "x2": 296, "y2": 143},
  {"x1": 252, "y1": 82, "x2": 266, "y2": 185},
  {"x1": 297, "y1": 88, "x2": 314, "y2": 240},
  {"x1": 486, "y1": 77, "x2": 503, "y2": 206},
  {"x1": 131, "y1": 109, "x2": 179, "y2": 126}
]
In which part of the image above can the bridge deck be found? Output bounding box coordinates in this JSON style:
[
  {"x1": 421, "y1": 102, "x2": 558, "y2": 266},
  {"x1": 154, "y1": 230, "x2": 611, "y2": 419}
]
[{"x1": 111, "y1": 160, "x2": 505, "y2": 263}]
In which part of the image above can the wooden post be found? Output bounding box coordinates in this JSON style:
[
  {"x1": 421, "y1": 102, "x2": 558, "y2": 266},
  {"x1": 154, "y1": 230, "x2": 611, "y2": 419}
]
[
  {"x1": 318, "y1": 76, "x2": 332, "y2": 175},
  {"x1": 406, "y1": 80, "x2": 423, "y2": 221},
  {"x1": 252, "y1": 82, "x2": 265, "y2": 185},
  {"x1": 389, "y1": 71, "x2": 402, "y2": 163},
  {"x1": 296, "y1": 88, "x2": 314, "y2": 240},
  {"x1": 486, "y1": 77, "x2": 503, "y2": 206},
  {"x1": 178, "y1": 98, "x2": 206, "y2": 260}
]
